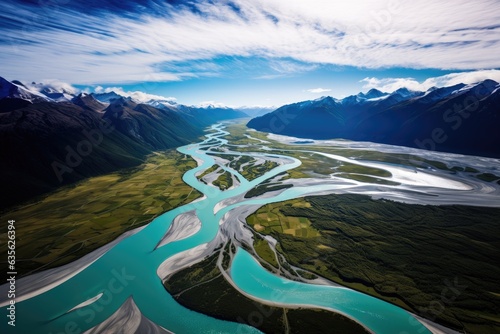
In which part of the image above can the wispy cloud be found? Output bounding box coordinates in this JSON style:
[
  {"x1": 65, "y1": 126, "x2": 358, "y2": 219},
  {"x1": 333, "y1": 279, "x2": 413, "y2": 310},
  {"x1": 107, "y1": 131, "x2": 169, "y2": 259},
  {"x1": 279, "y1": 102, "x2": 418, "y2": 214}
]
[
  {"x1": 307, "y1": 88, "x2": 331, "y2": 93},
  {"x1": 25, "y1": 79, "x2": 80, "y2": 95},
  {"x1": 0, "y1": 0, "x2": 499, "y2": 84},
  {"x1": 361, "y1": 69, "x2": 500, "y2": 92}
]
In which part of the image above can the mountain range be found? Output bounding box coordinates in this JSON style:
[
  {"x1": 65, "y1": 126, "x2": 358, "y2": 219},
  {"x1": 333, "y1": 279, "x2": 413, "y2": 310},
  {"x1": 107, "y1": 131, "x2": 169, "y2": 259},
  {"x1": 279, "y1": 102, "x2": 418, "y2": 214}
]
[
  {"x1": 248, "y1": 80, "x2": 500, "y2": 158},
  {"x1": 0, "y1": 77, "x2": 246, "y2": 210},
  {"x1": 2, "y1": 76, "x2": 499, "y2": 209}
]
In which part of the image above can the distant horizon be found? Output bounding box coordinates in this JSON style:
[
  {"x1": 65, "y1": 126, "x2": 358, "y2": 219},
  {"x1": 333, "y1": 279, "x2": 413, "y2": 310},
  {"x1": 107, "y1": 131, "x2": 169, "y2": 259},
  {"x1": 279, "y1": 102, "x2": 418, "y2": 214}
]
[
  {"x1": 2, "y1": 69, "x2": 500, "y2": 109},
  {"x1": 1, "y1": 0, "x2": 499, "y2": 107}
]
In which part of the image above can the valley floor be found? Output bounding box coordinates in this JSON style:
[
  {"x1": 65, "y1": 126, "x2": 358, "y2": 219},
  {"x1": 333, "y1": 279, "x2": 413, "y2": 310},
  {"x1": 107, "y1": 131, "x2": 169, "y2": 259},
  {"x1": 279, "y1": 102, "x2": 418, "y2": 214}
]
[{"x1": 2, "y1": 120, "x2": 499, "y2": 334}]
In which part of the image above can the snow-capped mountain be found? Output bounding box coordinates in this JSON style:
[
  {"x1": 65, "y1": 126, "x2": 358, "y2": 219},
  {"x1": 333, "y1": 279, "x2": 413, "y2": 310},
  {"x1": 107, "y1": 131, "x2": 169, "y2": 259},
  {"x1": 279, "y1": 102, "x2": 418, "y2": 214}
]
[
  {"x1": 0, "y1": 77, "x2": 51, "y2": 102},
  {"x1": 248, "y1": 79, "x2": 500, "y2": 158},
  {"x1": 360, "y1": 88, "x2": 387, "y2": 100},
  {"x1": 0, "y1": 77, "x2": 82, "y2": 102},
  {"x1": 146, "y1": 99, "x2": 178, "y2": 110},
  {"x1": 25, "y1": 81, "x2": 78, "y2": 102},
  {"x1": 418, "y1": 84, "x2": 467, "y2": 103}
]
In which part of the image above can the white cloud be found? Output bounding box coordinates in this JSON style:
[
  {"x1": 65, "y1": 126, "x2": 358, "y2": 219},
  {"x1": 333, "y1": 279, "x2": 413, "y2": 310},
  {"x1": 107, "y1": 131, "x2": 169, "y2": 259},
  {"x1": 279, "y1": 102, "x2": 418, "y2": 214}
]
[
  {"x1": 361, "y1": 69, "x2": 500, "y2": 92},
  {"x1": 0, "y1": 1, "x2": 499, "y2": 84},
  {"x1": 307, "y1": 88, "x2": 332, "y2": 93},
  {"x1": 25, "y1": 79, "x2": 79, "y2": 95},
  {"x1": 97, "y1": 87, "x2": 176, "y2": 103},
  {"x1": 196, "y1": 101, "x2": 233, "y2": 108}
]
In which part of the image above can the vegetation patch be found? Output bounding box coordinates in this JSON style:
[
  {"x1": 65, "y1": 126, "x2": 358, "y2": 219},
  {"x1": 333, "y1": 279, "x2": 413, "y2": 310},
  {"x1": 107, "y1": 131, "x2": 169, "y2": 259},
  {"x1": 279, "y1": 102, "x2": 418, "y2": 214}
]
[
  {"x1": 476, "y1": 172, "x2": 500, "y2": 182},
  {"x1": 230, "y1": 155, "x2": 255, "y2": 172},
  {"x1": 247, "y1": 199, "x2": 320, "y2": 238},
  {"x1": 241, "y1": 160, "x2": 279, "y2": 181},
  {"x1": 245, "y1": 183, "x2": 293, "y2": 198},
  {"x1": 253, "y1": 236, "x2": 278, "y2": 268},
  {"x1": 213, "y1": 171, "x2": 233, "y2": 190},
  {"x1": 197, "y1": 164, "x2": 220, "y2": 179}
]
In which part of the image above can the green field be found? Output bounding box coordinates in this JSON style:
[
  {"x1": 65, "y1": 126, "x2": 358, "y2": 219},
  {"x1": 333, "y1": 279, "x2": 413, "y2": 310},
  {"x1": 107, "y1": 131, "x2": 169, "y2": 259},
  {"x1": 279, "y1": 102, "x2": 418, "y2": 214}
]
[
  {"x1": 0, "y1": 150, "x2": 202, "y2": 277},
  {"x1": 246, "y1": 194, "x2": 500, "y2": 333},
  {"x1": 253, "y1": 235, "x2": 279, "y2": 268},
  {"x1": 247, "y1": 199, "x2": 319, "y2": 238}
]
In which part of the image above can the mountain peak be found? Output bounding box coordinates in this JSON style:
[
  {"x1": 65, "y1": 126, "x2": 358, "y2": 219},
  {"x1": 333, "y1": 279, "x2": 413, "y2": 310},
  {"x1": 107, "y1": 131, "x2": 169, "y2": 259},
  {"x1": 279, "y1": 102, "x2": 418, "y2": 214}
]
[
  {"x1": 480, "y1": 78, "x2": 499, "y2": 86},
  {"x1": 72, "y1": 92, "x2": 106, "y2": 112},
  {"x1": 394, "y1": 87, "x2": 411, "y2": 94},
  {"x1": 466, "y1": 79, "x2": 500, "y2": 98},
  {"x1": 361, "y1": 88, "x2": 386, "y2": 99},
  {"x1": 11, "y1": 80, "x2": 27, "y2": 88},
  {"x1": 91, "y1": 91, "x2": 124, "y2": 103}
]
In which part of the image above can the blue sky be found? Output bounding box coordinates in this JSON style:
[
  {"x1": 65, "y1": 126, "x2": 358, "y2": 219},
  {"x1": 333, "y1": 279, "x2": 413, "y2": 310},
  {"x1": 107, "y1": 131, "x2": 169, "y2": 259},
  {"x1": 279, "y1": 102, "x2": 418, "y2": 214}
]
[{"x1": 1, "y1": 0, "x2": 500, "y2": 106}]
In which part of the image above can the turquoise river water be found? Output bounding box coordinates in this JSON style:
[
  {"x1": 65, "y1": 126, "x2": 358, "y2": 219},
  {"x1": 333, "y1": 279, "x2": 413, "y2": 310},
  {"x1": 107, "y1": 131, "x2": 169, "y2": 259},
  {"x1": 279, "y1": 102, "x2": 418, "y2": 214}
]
[{"x1": 1, "y1": 124, "x2": 431, "y2": 334}]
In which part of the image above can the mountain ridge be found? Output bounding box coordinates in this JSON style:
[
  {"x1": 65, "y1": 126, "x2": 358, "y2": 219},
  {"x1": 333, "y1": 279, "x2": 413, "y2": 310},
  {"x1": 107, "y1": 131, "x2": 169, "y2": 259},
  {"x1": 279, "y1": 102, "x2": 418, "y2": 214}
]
[
  {"x1": 248, "y1": 80, "x2": 500, "y2": 158},
  {"x1": 0, "y1": 76, "x2": 246, "y2": 210}
]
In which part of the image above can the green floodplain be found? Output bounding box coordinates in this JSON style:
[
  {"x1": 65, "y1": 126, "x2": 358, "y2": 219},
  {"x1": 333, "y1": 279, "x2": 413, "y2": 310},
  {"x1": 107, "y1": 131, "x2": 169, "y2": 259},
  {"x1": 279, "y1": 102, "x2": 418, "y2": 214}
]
[
  {"x1": 0, "y1": 150, "x2": 201, "y2": 277},
  {"x1": 2, "y1": 121, "x2": 500, "y2": 333}
]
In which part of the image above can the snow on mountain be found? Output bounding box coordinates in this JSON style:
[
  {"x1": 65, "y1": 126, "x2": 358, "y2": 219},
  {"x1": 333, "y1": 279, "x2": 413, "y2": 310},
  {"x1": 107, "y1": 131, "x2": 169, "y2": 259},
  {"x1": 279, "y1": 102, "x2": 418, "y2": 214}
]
[
  {"x1": 464, "y1": 79, "x2": 499, "y2": 97},
  {"x1": 361, "y1": 88, "x2": 386, "y2": 99},
  {"x1": 91, "y1": 91, "x2": 124, "y2": 104},
  {"x1": 146, "y1": 99, "x2": 178, "y2": 110},
  {"x1": 392, "y1": 87, "x2": 423, "y2": 99},
  {"x1": 0, "y1": 77, "x2": 51, "y2": 102},
  {"x1": 195, "y1": 101, "x2": 233, "y2": 109},
  {"x1": 25, "y1": 80, "x2": 78, "y2": 102},
  {"x1": 418, "y1": 83, "x2": 466, "y2": 103}
]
